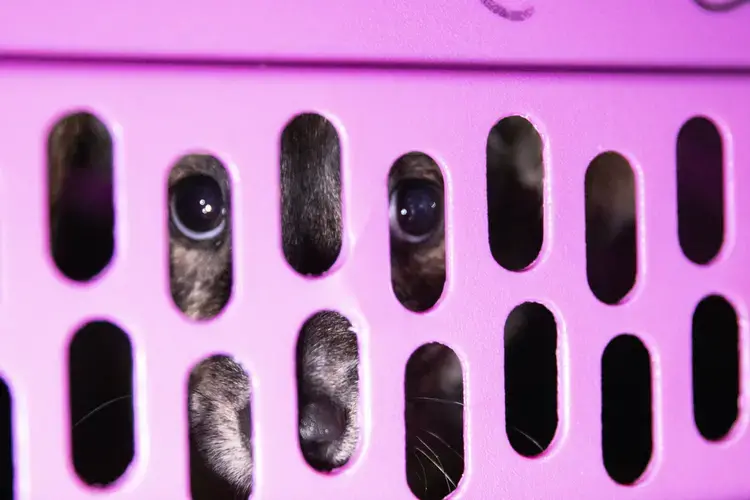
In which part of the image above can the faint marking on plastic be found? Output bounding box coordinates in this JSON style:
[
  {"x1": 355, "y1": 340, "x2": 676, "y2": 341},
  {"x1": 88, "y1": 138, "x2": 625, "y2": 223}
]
[
  {"x1": 481, "y1": 0, "x2": 535, "y2": 21},
  {"x1": 693, "y1": 0, "x2": 750, "y2": 11}
]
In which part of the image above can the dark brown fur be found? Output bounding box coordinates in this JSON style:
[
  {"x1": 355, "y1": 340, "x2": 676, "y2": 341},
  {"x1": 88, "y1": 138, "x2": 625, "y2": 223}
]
[{"x1": 182, "y1": 114, "x2": 361, "y2": 497}]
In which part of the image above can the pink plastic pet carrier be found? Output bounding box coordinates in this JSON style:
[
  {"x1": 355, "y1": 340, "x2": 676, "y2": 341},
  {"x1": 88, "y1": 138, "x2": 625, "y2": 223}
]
[{"x1": 1, "y1": 0, "x2": 749, "y2": 498}]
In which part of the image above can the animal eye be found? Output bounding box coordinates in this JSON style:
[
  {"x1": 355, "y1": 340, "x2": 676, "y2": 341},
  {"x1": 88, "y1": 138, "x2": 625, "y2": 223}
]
[
  {"x1": 389, "y1": 179, "x2": 443, "y2": 244},
  {"x1": 169, "y1": 174, "x2": 227, "y2": 241}
]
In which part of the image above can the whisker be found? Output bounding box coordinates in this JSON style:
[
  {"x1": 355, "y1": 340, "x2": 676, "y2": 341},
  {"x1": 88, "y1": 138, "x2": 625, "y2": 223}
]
[
  {"x1": 415, "y1": 446, "x2": 456, "y2": 492},
  {"x1": 417, "y1": 436, "x2": 456, "y2": 490},
  {"x1": 413, "y1": 451, "x2": 429, "y2": 496},
  {"x1": 509, "y1": 425, "x2": 544, "y2": 453},
  {"x1": 421, "y1": 428, "x2": 464, "y2": 461},
  {"x1": 409, "y1": 396, "x2": 463, "y2": 407},
  {"x1": 73, "y1": 395, "x2": 132, "y2": 428}
]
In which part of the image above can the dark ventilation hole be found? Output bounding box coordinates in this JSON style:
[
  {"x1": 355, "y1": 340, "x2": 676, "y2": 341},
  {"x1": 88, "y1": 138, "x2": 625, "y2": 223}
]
[
  {"x1": 487, "y1": 116, "x2": 544, "y2": 271},
  {"x1": 167, "y1": 154, "x2": 233, "y2": 320},
  {"x1": 48, "y1": 112, "x2": 115, "y2": 282},
  {"x1": 188, "y1": 355, "x2": 252, "y2": 500},
  {"x1": 0, "y1": 379, "x2": 12, "y2": 500},
  {"x1": 280, "y1": 113, "x2": 343, "y2": 277},
  {"x1": 296, "y1": 311, "x2": 359, "y2": 473},
  {"x1": 585, "y1": 152, "x2": 638, "y2": 305},
  {"x1": 69, "y1": 321, "x2": 134, "y2": 487},
  {"x1": 504, "y1": 302, "x2": 558, "y2": 457},
  {"x1": 601, "y1": 334, "x2": 653, "y2": 486},
  {"x1": 693, "y1": 295, "x2": 739, "y2": 441},
  {"x1": 677, "y1": 116, "x2": 725, "y2": 265},
  {"x1": 388, "y1": 152, "x2": 446, "y2": 313},
  {"x1": 405, "y1": 343, "x2": 464, "y2": 500}
]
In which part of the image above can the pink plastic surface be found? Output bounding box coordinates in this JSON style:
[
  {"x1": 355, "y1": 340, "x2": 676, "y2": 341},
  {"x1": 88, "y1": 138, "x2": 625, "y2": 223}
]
[
  {"x1": 0, "y1": 64, "x2": 748, "y2": 500},
  {"x1": 1, "y1": 0, "x2": 750, "y2": 67},
  {"x1": 1, "y1": 3, "x2": 750, "y2": 499}
]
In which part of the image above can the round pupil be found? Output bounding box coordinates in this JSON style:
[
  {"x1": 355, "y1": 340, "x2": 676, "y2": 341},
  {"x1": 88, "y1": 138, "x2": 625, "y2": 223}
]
[
  {"x1": 173, "y1": 175, "x2": 225, "y2": 233},
  {"x1": 396, "y1": 182, "x2": 440, "y2": 237}
]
